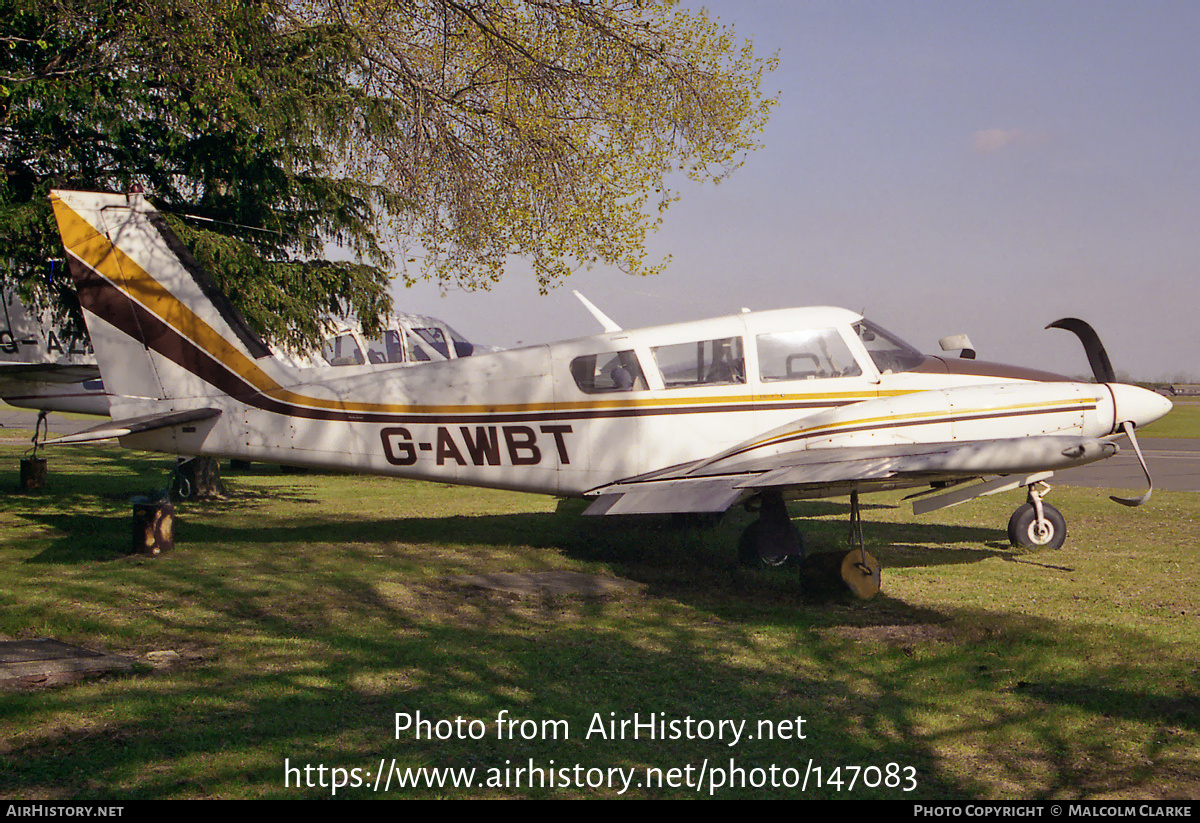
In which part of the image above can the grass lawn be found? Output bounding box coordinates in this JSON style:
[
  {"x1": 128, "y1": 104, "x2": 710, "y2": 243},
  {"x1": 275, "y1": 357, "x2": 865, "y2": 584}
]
[
  {"x1": 0, "y1": 434, "x2": 1196, "y2": 799},
  {"x1": 1141, "y1": 398, "x2": 1200, "y2": 439}
]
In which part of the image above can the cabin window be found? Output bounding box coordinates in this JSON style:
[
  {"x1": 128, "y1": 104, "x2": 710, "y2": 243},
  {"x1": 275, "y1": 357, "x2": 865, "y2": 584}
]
[
  {"x1": 405, "y1": 330, "x2": 433, "y2": 361},
  {"x1": 363, "y1": 330, "x2": 406, "y2": 364},
  {"x1": 651, "y1": 337, "x2": 745, "y2": 388},
  {"x1": 757, "y1": 329, "x2": 862, "y2": 381},
  {"x1": 413, "y1": 327, "x2": 450, "y2": 359},
  {"x1": 854, "y1": 320, "x2": 925, "y2": 375},
  {"x1": 321, "y1": 333, "x2": 365, "y2": 366},
  {"x1": 570, "y1": 350, "x2": 648, "y2": 393},
  {"x1": 449, "y1": 329, "x2": 474, "y2": 357}
]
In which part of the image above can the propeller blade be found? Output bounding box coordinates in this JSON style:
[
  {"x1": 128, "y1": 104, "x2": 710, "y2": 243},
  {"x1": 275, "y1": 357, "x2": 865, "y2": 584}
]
[
  {"x1": 1111, "y1": 421, "x2": 1153, "y2": 507},
  {"x1": 1047, "y1": 318, "x2": 1116, "y2": 383},
  {"x1": 1047, "y1": 320, "x2": 1157, "y2": 506}
]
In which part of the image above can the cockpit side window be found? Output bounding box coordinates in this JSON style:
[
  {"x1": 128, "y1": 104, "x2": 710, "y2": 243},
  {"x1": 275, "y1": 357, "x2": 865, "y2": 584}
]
[
  {"x1": 570, "y1": 350, "x2": 648, "y2": 394},
  {"x1": 651, "y1": 337, "x2": 745, "y2": 388},
  {"x1": 414, "y1": 327, "x2": 451, "y2": 359},
  {"x1": 757, "y1": 329, "x2": 862, "y2": 381},
  {"x1": 854, "y1": 320, "x2": 925, "y2": 375},
  {"x1": 408, "y1": 331, "x2": 451, "y2": 362},
  {"x1": 364, "y1": 329, "x2": 405, "y2": 364},
  {"x1": 450, "y1": 329, "x2": 474, "y2": 357},
  {"x1": 321, "y1": 333, "x2": 365, "y2": 366}
]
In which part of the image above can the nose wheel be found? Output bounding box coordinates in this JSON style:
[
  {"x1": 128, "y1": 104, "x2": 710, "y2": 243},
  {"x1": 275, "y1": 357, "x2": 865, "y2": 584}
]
[{"x1": 1008, "y1": 483, "x2": 1067, "y2": 549}]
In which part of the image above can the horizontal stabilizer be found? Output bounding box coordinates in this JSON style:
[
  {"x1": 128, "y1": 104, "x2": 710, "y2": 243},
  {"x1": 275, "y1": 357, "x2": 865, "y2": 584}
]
[{"x1": 46, "y1": 408, "x2": 222, "y2": 445}]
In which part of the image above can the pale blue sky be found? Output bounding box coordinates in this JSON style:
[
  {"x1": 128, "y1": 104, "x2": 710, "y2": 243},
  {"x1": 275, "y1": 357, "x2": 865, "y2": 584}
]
[{"x1": 397, "y1": 1, "x2": 1200, "y2": 381}]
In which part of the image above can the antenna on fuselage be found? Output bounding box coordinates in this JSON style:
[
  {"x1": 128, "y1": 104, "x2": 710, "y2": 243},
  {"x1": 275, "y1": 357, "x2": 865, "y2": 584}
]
[{"x1": 572, "y1": 291, "x2": 622, "y2": 333}]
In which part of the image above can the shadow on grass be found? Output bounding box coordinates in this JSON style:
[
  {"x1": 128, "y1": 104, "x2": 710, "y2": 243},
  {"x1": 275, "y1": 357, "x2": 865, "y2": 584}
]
[
  {"x1": 15, "y1": 497, "x2": 1012, "y2": 576},
  {"x1": 0, "y1": 620, "x2": 948, "y2": 798},
  {"x1": 1, "y1": 460, "x2": 1195, "y2": 798},
  {"x1": 0, "y1": 580, "x2": 1192, "y2": 799},
  {"x1": 1016, "y1": 682, "x2": 1200, "y2": 732},
  {"x1": 14, "y1": 480, "x2": 331, "y2": 564}
]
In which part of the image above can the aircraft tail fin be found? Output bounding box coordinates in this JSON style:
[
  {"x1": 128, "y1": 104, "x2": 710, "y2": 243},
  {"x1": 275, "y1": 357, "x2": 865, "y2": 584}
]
[{"x1": 48, "y1": 189, "x2": 285, "y2": 413}]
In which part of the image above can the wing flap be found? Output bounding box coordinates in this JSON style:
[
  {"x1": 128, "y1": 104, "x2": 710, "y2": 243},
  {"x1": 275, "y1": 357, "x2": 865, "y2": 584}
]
[
  {"x1": 583, "y1": 480, "x2": 746, "y2": 516},
  {"x1": 743, "y1": 458, "x2": 900, "y2": 487}
]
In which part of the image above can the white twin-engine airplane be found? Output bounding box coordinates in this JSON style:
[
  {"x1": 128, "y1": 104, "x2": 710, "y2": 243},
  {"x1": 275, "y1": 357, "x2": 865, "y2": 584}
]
[{"x1": 47, "y1": 189, "x2": 1172, "y2": 596}]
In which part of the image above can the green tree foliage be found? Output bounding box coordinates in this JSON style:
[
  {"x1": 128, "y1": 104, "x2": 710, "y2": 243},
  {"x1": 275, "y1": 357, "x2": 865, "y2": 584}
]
[
  {"x1": 1, "y1": 0, "x2": 773, "y2": 348},
  {"x1": 1, "y1": 0, "x2": 396, "y2": 349},
  {"x1": 301, "y1": 0, "x2": 777, "y2": 291}
]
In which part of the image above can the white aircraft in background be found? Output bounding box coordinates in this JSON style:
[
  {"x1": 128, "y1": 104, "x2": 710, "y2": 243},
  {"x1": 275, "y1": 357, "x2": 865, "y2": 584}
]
[
  {"x1": 0, "y1": 281, "x2": 483, "y2": 417},
  {"x1": 0, "y1": 284, "x2": 107, "y2": 415},
  {"x1": 46, "y1": 189, "x2": 1172, "y2": 597}
]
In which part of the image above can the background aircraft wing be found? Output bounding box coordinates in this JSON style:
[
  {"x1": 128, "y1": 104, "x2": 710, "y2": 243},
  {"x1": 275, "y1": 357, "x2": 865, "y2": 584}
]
[
  {"x1": 583, "y1": 435, "x2": 1117, "y2": 516},
  {"x1": 0, "y1": 363, "x2": 100, "y2": 382}
]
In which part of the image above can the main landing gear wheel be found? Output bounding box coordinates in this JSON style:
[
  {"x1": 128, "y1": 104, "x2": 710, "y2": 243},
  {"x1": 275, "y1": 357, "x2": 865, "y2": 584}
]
[
  {"x1": 738, "y1": 491, "x2": 804, "y2": 567},
  {"x1": 1008, "y1": 502, "x2": 1066, "y2": 549},
  {"x1": 738, "y1": 520, "x2": 805, "y2": 567}
]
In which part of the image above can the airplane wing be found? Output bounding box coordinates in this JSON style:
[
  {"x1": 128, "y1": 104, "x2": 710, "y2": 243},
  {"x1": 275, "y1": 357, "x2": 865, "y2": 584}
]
[
  {"x1": 583, "y1": 435, "x2": 1118, "y2": 516},
  {"x1": 44, "y1": 407, "x2": 222, "y2": 445},
  {"x1": 0, "y1": 363, "x2": 107, "y2": 415}
]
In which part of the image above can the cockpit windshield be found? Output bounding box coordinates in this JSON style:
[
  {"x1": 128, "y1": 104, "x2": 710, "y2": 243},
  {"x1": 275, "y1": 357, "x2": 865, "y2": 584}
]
[{"x1": 853, "y1": 320, "x2": 925, "y2": 375}]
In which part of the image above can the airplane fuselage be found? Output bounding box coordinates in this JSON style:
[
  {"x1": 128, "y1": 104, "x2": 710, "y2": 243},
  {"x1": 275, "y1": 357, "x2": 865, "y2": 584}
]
[{"x1": 116, "y1": 307, "x2": 1132, "y2": 498}]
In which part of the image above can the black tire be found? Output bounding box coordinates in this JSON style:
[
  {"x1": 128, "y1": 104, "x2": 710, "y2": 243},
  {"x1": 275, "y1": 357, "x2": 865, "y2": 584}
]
[
  {"x1": 1007, "y1": 502, "x2": 1067, "y2": 549},
  {"x1": 737, "y1": 519, "x2": 804, "y2": 567}
]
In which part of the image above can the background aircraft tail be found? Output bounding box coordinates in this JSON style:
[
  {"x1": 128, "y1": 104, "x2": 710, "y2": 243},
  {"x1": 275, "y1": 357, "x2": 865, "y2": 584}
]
[{"x1": 49, "y1": 189, "x2": 285, "y2": 416}]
